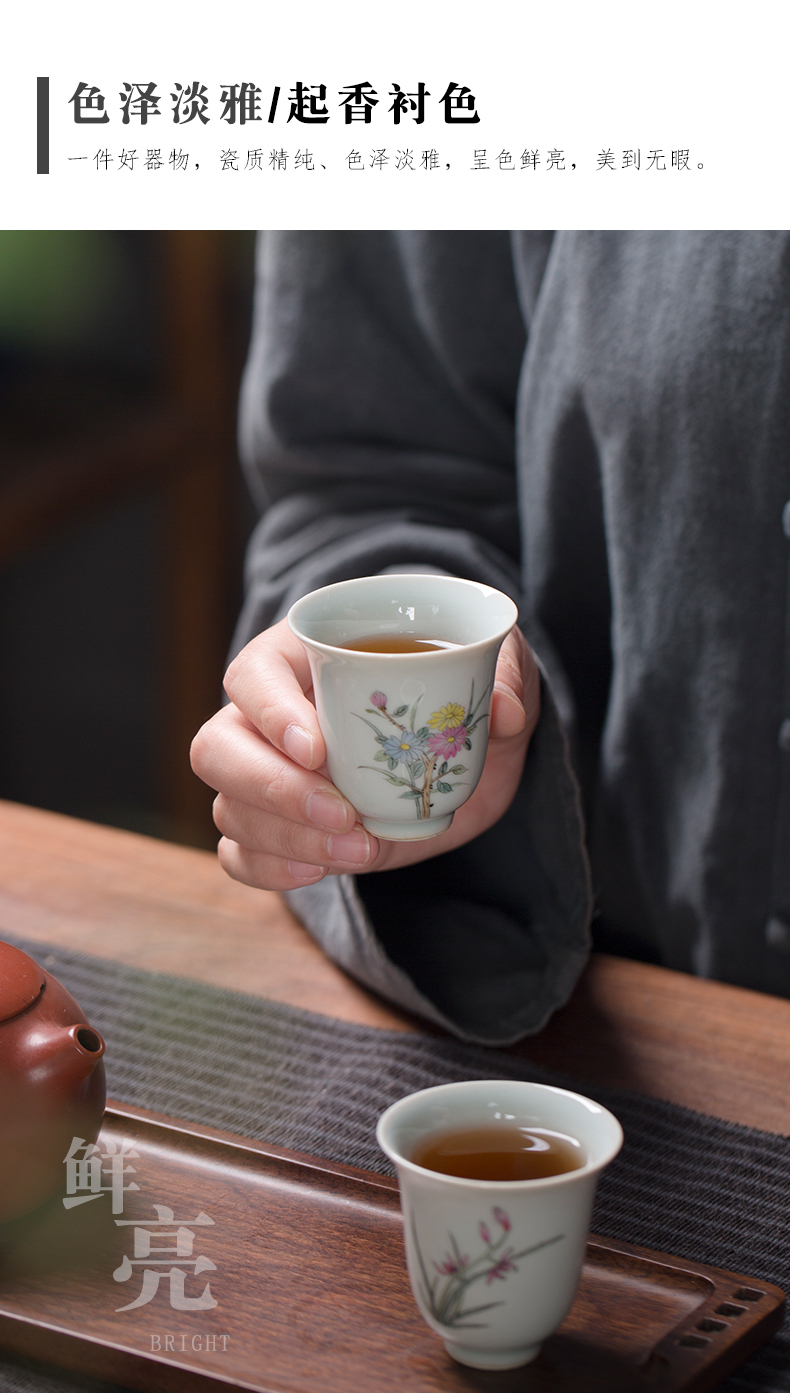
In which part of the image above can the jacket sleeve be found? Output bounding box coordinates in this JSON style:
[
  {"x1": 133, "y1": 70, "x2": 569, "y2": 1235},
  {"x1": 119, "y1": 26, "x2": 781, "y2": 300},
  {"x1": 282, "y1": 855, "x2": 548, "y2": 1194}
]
[{"x1": 233, "y1": 230, "x2": 592, "y2": 1045}]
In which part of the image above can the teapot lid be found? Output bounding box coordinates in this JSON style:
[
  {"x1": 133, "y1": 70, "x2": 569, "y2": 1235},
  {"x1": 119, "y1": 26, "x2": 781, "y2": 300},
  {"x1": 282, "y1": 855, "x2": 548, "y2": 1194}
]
[{"x1": 0, "y1": 941, "x2": 46, "y2": 1022}]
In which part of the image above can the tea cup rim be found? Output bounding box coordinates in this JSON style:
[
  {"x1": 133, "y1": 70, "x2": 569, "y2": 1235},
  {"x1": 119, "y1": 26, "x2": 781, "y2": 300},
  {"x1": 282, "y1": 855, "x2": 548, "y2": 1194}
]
[
  {"x1": 376, "y1": 1079, "x2": 624, "y2": 1190},
  {"x1": 287, "y1": 573, "x2": 519, "y2": 657}
]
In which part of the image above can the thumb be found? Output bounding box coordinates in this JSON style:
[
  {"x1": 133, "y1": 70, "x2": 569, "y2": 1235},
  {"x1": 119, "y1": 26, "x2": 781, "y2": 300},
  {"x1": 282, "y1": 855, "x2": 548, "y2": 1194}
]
[{"x1": 489, "y1": 628, "x2": 541, "y2": 741}]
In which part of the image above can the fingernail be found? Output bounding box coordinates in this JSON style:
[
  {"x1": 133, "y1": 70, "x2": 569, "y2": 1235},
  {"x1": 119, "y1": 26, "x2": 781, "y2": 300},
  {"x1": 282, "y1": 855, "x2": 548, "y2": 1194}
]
[
  {"x1": 493, "y1": 682, "x2": 524, "y2": 708},
  {"x1": 287, "y1": 861, "x2": 325, "y2": 882},
  {"x1": 307, "y1": 788, "x2": 349, "y2": 831},
  {"x1": 327, "y1": 829, "x2": 372, "y2": 866},
  {"x1": 283, "y1": 724, "x2": 314, "y2": 767}
]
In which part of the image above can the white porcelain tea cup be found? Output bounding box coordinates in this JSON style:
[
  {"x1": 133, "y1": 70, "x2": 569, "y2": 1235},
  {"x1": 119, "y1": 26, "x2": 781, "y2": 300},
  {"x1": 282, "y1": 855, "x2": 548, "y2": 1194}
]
[
  {"x1": 377, "y1": 1079, "x2": 623, "y2": 1370},
  {"x1": 286, "y1": 574, "x2": 518, "y2": 841}
]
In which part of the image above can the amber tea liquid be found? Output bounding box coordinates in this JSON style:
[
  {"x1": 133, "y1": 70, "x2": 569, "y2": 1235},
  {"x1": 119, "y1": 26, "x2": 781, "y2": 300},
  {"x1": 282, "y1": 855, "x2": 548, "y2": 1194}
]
[
  {"x1": 337, "y1": 634, "x2": 460, "y2": 654},
  {"x1": 411, "y1": 1124, "x2": 586, "y2": 1181}
]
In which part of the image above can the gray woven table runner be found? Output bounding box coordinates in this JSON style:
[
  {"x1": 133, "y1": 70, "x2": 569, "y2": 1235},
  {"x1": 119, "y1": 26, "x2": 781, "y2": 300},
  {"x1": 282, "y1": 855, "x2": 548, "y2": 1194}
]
[{"x1": 2, "y1": 931, "x2": 790, "y2": 1393}]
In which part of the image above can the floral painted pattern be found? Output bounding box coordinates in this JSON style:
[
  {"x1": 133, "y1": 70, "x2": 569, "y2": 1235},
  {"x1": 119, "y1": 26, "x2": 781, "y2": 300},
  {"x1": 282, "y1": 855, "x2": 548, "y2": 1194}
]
[
  {"x1": 427, "y1": 726, "x2": 468, "y2": 761},
  {"x1": 428, "y1": 703, "x2": 466, "y2": 731},
  {"x1": 412, "y1": 1207, "x2": 564, "y2": 1330},
  {"x1": 354, "y1": 682, "x2": 490, "y2": 820}
]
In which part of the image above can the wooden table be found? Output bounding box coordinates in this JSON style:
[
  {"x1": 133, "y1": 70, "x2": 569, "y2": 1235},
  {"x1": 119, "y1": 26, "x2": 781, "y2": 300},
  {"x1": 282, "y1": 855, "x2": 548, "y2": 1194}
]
[{"x1": 2, "y1": 799, "x2": 789, "y2": 1137}]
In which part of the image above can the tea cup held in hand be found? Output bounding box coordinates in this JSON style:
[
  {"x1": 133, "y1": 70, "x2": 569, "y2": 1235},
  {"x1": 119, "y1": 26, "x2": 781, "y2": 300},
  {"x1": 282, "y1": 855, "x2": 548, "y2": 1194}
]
[
  {"x1": 287, "y1": 574, "x2": 518, "y2": 841},
  {"x1": 377, "y1": 1079, "x2": 623, "y2": 1371}
]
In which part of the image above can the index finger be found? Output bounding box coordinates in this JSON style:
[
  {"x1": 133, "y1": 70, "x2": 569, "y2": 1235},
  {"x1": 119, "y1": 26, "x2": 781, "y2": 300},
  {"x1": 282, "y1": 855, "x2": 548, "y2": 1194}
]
[{"x1": 223, "y1": 617, "x2": 326, "y2": 770}]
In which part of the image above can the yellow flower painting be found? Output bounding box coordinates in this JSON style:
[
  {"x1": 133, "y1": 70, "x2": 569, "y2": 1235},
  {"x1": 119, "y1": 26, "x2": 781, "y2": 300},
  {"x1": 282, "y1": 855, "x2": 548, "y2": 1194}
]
[{"x1": 427, "y1": 702, "x2": 466, "y2": 731}]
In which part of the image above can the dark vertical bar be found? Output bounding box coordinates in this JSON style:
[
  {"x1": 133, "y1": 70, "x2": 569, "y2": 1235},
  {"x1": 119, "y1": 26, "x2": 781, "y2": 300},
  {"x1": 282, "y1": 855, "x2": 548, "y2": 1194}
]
[{"x1": 37, "y1": 77, "x2": 49, "y2": 174}]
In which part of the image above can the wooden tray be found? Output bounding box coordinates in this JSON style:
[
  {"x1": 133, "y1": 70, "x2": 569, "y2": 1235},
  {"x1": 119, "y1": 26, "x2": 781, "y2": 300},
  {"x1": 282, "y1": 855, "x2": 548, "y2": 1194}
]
[{"x1": 0, "y1": 1102, "x2": 783, "y2": 1393}]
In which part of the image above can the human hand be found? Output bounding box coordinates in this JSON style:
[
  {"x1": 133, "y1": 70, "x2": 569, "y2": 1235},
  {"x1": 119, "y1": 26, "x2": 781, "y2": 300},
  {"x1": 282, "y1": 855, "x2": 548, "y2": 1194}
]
[{"x1": 190, "y1": 618, "x2": 540, "y2": 891}]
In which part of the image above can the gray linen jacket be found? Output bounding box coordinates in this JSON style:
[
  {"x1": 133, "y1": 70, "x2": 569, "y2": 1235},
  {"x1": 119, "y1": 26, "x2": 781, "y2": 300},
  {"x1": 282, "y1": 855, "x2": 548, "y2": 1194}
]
[{"x1": 233, "y1": 230, "x2": 790, "y2": 1044}]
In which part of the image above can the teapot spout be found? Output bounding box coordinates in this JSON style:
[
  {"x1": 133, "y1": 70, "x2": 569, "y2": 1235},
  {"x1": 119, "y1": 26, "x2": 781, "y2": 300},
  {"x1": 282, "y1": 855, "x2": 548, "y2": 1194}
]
[{"x1": 67, "y1": 1023, "x2": 106, "y2": 1077}]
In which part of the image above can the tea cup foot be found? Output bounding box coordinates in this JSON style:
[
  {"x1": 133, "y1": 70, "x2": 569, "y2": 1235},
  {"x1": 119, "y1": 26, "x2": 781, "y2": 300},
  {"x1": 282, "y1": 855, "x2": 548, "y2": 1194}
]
[
  {"x1": 443, "y1": 1340, "x2": 542, "y2": 1370},
  {"x1": 360, "y1": 813, "x2": 454, "y2": 841}
]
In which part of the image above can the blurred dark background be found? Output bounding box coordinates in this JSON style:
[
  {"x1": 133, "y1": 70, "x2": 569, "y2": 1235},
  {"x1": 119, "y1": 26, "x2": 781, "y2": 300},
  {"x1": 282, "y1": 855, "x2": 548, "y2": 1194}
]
[{"x1": 0, "y1": 231, "x2": 259, "y2": 848}]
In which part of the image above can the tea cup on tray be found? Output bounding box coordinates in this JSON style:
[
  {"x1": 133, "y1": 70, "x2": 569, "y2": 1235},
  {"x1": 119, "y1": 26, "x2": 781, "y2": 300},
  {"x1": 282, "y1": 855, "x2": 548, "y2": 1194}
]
[
  {"x1": 287, "y1": 574, "x2": 518, "y2": 841},
  {"x1": 377, "y1": 1079, "x2": 623, "y2": 1370}
]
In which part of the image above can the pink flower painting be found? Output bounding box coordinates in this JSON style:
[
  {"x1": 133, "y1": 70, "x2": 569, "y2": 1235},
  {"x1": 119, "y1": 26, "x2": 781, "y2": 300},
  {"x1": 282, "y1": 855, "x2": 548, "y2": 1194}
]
[
  {"x1": 411, "y1": 1207, "x2": 564, "y2": 1330},
  {"x1": 426, "y1": 725, "x2": 469, "y2": 761}
]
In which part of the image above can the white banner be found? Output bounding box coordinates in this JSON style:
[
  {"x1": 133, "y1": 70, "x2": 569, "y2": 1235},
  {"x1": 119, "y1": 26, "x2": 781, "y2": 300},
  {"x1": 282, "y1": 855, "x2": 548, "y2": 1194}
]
[{"x1": 4, "y1": 0, "x2": 787, "y2": 229}]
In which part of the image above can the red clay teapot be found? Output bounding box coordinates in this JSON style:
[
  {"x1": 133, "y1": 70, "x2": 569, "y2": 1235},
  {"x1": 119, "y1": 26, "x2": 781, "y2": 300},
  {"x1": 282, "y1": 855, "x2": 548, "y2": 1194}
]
[{"x1": 0, "y1": 940, "x2": 106, "y2": 1223}]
